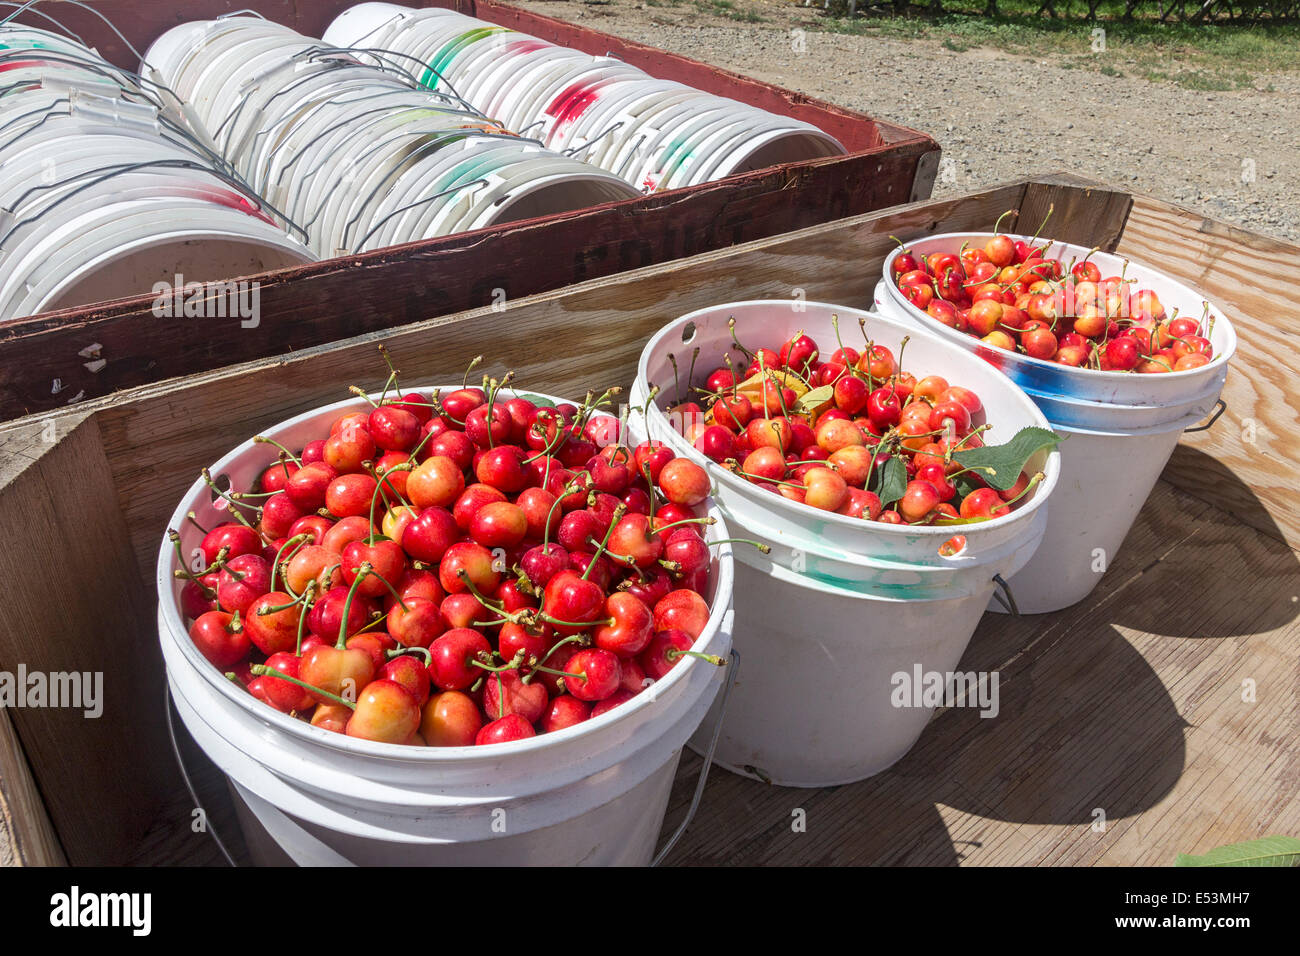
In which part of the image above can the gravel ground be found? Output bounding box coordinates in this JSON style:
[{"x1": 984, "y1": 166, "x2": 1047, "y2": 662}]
[{"x1": 513, "y1": 0, "x2": 1300, "y2": 242}]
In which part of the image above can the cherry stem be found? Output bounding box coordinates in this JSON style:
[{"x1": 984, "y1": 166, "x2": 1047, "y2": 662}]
[
  {"x1": 387, "y1": 645, "x2": 431, "y2": 665},
  {"x1": 582, "y1": 503, "x2": 628, "y2": 580},
  {"x1": 470, "y1": 655, "x2": 523, "y2": 674},
  {"x1": 542, "y1": 480, "x2": 581, "y2": 551},
  {"x1": 252, "y1": 436, "x2": 302, "y2": 466},
  {"x1": 652, "y1": 516, "x2": 717, "y2": 534},
  {"x1": 1028, "y1": 202, "x2": 1054, "y2": 248},
  {"x1": 186, "y1": 512, "x2": 210, "y2": 536},
  {"x1": 167, "y1": 530, "x2": 211, "y2": 587},
  {"x1": 539, "y1": 613, "x2": 613, "y2": 630},
  {"x1": 521, "y1": 634, "x2": 589, "y2": 684},
  {"x1": 294, "y1": 582, "x2": 316, "y2": 654},
  {"x1": 993, "y1": 208, "x2": 1016, "y2": 235},
  {"x1": 707, "y1": 537, "x2": 771, "y2": 554},
  {"x1": 251, "y1": 664, "x2": 355, "y2": 710},
  {"x1": 348, "y1": 384, "x2": 380, "y2": 409},
  {"x1": 728, "y1": 315, "x2": 754, "y2": 363},
  {"x1": 665, "y1": 648, "x2": 726, "y2": 666},
  {"x1": 368, "y1": 569, "x2": 411, "y2": 613},
  {"x1": 377, "y1": 344, "x2": 400, "y2": 392},
  {"x1": 1002, "y1": 472, "x2": 1045, "y2": 509},
  {"x1": 335, "y1": 563, "x2": 371, "y2": 650},
  {"x1": 462, "y1": 355, "x2": 483, "y2": 392},
  {"x1": 456, "y1": 568, "x2": 506, "y2": 613},
  {"x1": 269, "y1": 533, "x2": 310, "y2": 593},
  {"x1": 529, "y1": 663, "x2": 586, "y2": 680},
  {"x1": 724, "y1": 461, "x2": 803, "y2": 489},
  {"x1": 201, "y1": 469, "x2": 269, "y2": 543},
  {"x1": 258, "y1": 586, "x2": 313, "y2": 615},
  {"x1": 668, "y1": 353, "x2": 684, "y2": 407},
  {"x1": 367, "y1": 462, "x2": 413, "y2": 541},
  {"x1": 949, "y1": 423, "x2": 992, "y2": 452}
]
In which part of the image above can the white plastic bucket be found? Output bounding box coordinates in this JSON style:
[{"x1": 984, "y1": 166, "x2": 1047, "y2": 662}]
[
  {"x1": 995, "y1": 406, "x2": 1209, "y2": 614},
  {"x1": 634, "y1": 301, "x2": 1059, "y2": 785},
  {"x1": 873, "y1": 233, "x2": 1235, "y2": 611},
  {"x1": 632, "y1": 301, "x2": 1060, "y2": 567},
  {"x1": 158, "y1": 388, "x2": 736, "y2": 866},
  {"x1": 690, "y1": 559, "x2": 1008, "y2": 786},
  {"x1": 874, "y1": 234, "x2": 1237, "y2": 408}
]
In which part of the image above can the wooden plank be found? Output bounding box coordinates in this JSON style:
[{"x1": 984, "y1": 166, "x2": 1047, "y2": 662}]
[
  {"x1": 1116, "y1": 195, "x2": 1300, "y2": 550},
  {"x1": 0, "y1": 179, "x2": 1025, "y2": 583},
  {"x1": 0, "y1": 142, "x2": 932, "y2": 419},
  {"x1": 1017, "y1": 173, "x2": 1134, "y2": 251},
  {"x1": 0, "y1": 706, "x2": 66, "y2": 866},
  {"x1": 0, "y1": 417, "x2": 175, "y2": 864},
  {"x1": 0, "y1": 0, "x2": 936, "y2": 417},
  {"x1": 662, "y1": 479, "x2": 1300, "y2": 865}
]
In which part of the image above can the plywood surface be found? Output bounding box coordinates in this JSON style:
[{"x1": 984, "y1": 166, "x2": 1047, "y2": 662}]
[
  {"x1": 658, "y1": 475, "x2": 1300, "y2": 866},
  {"x1": 134, "y1": 475, "x2": 1300, "y2": 866},
  {"x1": 1116, "y1": 196, "x2": 1300, "y2": 552}
]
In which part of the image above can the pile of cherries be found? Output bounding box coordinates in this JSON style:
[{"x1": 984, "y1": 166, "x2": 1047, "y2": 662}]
[
  {"x1": 889, "y1": 214, "x2": 1218, "y2": 372},
  {"x1": 659, "y1": 319, "x2": 1040, "y2": 528},
  {"x1": 171, "y1": 355, "x2": 728, "y2": 748}
]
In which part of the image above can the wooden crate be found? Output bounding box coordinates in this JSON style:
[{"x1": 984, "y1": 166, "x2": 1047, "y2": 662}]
[
  {"x1": 0, "y1": 0, "x2": 938, "y2": 419},
  {"x1": 2, "y1": 173, "x2": 1296, "y2": 867}
]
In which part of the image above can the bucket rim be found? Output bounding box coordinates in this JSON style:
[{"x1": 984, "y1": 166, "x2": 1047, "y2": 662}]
[
  {"x1": 637, "y1": 298, "x2": 1062, "y2": 541},
  {"x1": 878, "y1": 232, "x2": 1238, "y2": 384},
  {"x1": 157, "y1": 386, "x2": 735, "y2": 765}
]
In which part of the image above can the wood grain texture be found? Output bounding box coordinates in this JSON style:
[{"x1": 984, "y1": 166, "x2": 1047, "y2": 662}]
[
  {"x1": 5, "y1": 178, "x2": 1294, "y2": 865},
  {"x1": 0, "y1": 706, "x2": 66, "y2": 866},
  {"x1": 0, "y1": 418, "x2": 175, "y2": 864},
  {"x1": 1116, "y1": 196, "x2": 1300, "y2": 550},
  {"x1": 0, "y1": 0, "x2": 936, "y2": 417},
  {"x1": 1018, "y1": 174, "x2": 1133, "y2": 252},
  {"x1": 659, "y1": 479, "x2": 1300, "y2": 866},
  {"x1": 137, "y1": 479, "x2": 1300, "y2": 867}
]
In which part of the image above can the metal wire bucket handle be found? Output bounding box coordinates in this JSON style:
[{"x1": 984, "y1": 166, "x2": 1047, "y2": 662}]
[
  {"x1": 991, "y1": 574, "x2": 1020, "y2": 616},
  {"x1": 0, "y1": 158, "x2": 308, "y2": 248},
  {"x1": 0, "y1": 86, "x2": 257, "y2": 207},
  {"x1": 562, "y1": 120, "x2": 624, "y2": 158},
  {"x1": 349, "y1": 176, "x2": 489, "y2": 253},
  {"x1": 1, "y1": 0, "x2": 152, "y2": 67},
  {"x1": 1185, "y1": 398, "x2": 1227, "y2": 433},
  {"x1": 332, "y1": 126, "x2": 531, "y2": 246},
  {"x1": 651, "y1": 646, "x2": 740, "y2": 866}
]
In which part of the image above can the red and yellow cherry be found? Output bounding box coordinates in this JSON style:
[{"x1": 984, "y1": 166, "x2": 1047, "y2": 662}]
[
  {"x1": 421, "y1": 690, "x2": 482, "y2": 746},
  {"x1": 299, "y1": 644, "x2": 376, "y2": 705},
  {"x1": 346, "y1": 680, "x2": 420, "y2": 744}
]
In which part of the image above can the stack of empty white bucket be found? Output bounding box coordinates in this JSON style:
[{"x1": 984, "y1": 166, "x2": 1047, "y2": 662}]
[
  {"x1": 157, "y1": 388, "x2": 736, "y2": 865},
  {"x1": 0, "y1": 23, "x2": 315, "y2": 321},
  {"x1": 633, "y1": 301, "x2": 1061, "y2": 786},
  {"x1": 142, "y1": 16, "x2": 639, "y2": 257},
  {"x1": 322, "y1": 2, "x2": 846, "y2": 193},
  {"x1": 874, "y1": 235, "x2": 1236, "y2": 614}
]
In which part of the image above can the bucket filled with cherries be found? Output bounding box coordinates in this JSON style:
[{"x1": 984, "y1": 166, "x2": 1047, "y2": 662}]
[
  {"x1": 873, "y1": 212, "x2": 1236, "y2": 613},
  {"x1": 633, "y1": 301, "x2": 1060, "y2": 785},
  {"x1": 158, "y1": 352, "x2": 739, "y2": 865}
]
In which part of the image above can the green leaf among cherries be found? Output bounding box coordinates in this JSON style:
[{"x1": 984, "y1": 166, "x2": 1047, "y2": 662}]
[
  {"x1": 875, "y1": 455, "x2": 908, "y2": 506},
  {"x1": 793, "y1": 384, "x2": 834, "y2": 416},
  {"x1": 951, "y1": 426, "x2": 1063, "y2": 492}
]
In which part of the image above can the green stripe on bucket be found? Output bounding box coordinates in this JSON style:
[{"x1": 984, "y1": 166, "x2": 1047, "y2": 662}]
[{"x1": 420, "y1": 27, "x2": 508, "y2": 89}]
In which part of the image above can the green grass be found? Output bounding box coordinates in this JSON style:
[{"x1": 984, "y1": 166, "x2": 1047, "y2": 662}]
[
  {"x1": 694, "y1": 0, "x2": 766, "y2": 21},
  {"x1": 814, "y1": 6, "x2": 1300, "y2": 85}
]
